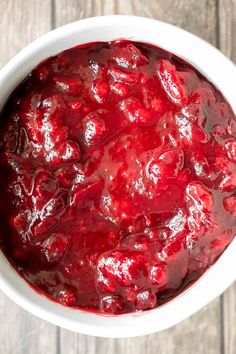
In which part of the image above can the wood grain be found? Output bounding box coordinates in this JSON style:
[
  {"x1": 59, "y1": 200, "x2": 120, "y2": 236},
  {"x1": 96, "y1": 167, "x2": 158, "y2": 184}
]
[
  {"x1": 0, "y1": 0, "x2": 51, "y2": 67},
  {"x1": 0, "y1": 292, "x2": 57, "y2": 354},
  {"x1": 60, "y1": 299, "x2": 221, "y2": 354},
  {"x1": 223, "y1": 284, "x2": 236, "y2": 354},
  {"x1": 0, "y1": 1, "x2": 57, "y2": 353},
  {"x1": 218, "y1": 2, "x2": 236, "y2": 353},
  {"x1": 54, "y1": 0, "x2": 217, "y2": 44},
  {"x1": 218, "y1": 0, "x2": 236, "y2": 61}
]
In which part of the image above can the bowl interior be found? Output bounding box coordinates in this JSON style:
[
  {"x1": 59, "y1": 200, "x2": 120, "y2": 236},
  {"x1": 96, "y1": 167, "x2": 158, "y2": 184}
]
[{"x1": 0, "y1": 15, "x2": 235, "y2": 337}]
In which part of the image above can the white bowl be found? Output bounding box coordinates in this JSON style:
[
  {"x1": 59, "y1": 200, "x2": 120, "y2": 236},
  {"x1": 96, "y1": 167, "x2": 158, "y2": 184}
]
[{"x1": 0, "y1": 15, "x2": 235, "y2": 338}]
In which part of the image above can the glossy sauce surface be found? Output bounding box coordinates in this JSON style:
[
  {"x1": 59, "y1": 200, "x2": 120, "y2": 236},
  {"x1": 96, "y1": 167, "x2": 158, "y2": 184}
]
[{"x1": 0, "y1": 41, "x2": 235, "y2": 314}]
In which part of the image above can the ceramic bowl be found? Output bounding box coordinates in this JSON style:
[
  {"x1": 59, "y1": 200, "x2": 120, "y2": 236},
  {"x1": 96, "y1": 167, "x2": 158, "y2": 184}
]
[{"x1": 0, "y1": 15, "x2": 235, "y2": 337}]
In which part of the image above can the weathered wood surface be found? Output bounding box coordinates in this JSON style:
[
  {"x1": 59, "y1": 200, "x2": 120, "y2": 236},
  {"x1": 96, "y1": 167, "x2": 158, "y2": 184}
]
[
  {"x1": 219, "y1": 0, "x2": 236, "y2": 62},
  {"x1": 219, "y1": 2, "x2": 236, "y2": 354},
  {"x1": 0, "y1": 1, "x2": 235, "y2": 353}
]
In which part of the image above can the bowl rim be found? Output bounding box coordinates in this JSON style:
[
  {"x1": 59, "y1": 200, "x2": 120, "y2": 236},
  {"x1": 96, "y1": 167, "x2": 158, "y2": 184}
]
[{"x1": 0, "y1": 14, "x2": 235, "y2": 338}]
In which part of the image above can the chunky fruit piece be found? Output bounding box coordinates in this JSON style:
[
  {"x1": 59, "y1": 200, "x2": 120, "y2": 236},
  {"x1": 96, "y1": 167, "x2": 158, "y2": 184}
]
[
  {"x1": 149, "y1": 264, "x2": 167, "y2": 288},
  {"x1": 97, "y1": 251, "x2": 147, "y2": 288},
  {"x1": 54, "y1": 75, "x2": 82, "y2": 95},
  {"x1": 191, "y1": 154, "x2": 210, "y2": 178},
  {"x1": 38, "y1": 233, "x2": 69, "y2": 264},
  {"x1": 101, "y1": 295, "x2": 126, "y2": 313},
  {"x1": 12, "y1": 210, "x2": 31, "y2": 235},
  {"x1": 119, "y1": 97, "x2": 152, "y2": 124},
  {"x1": 112, "y1": 43, "x2": 148, "y2": 69},
  {"x1": 175, "y1": 111, "x2": 209, "y2": 145},
  {"x1": 83, "y1": 112, "x2": 107, "y2": 147},
  {"x1": 91, "y1": 79, "x2": 110, "y2": 104},
  {"x1": 223, "y1": 194, "x2": 236, "y2": 216},
  {"x1": 147, "y1": 149, "x2": 184, "y2": 185},
  {"x1": 225, "y1": 141, "x2": 236, "y2": 162},
  {"x1": 134, "y1": 289, "x2": 157, "y2": 310},
  {"x1": 186, "y1": 181, "x2": 213, "y2": 212},
  {"x1": 0, "y1": 40, "x2": 235, "y2": 315},
  {"x1": 35, "y1": 64, "x2": 50, "y2": 81},
  {"x1": 157, "y1": 58, "x2": 188, "y2": 105},
  {"x1": 158, "y1": 149, "x2": 184, "y2": 176},
  {"x1": 228, "y1": 118, "x2": 236, "y2": 136},
  {"x1": 48, "y1": 140, "x2": 81, "y2": 165},
  {"x1": 54, "y1": 163, "x2": 84, "y2": 187},
  {"x1": 70, "y1": 180, "x2": 103, "y2": 207},
  {"x1": 33, "y1": 172, "x2": 58, "y2": 208},
  {"x1": 109, "y1": 67, "x2": 138, "y2": 85},
  {"x1": 56, "y1": 286, "x2": 77, "y2": 306},
  {"x1": 220, "y1": 172, "x2": 236, "y2": 192},
  {"x1": 111, "y1": 82, "x2": 129, "y2": 97}
]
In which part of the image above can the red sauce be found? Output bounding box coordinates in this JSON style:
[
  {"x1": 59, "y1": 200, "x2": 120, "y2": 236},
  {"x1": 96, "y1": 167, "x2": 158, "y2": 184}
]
[{"x1": 0, "y1": 40, "x2": 235, "y2": 314}]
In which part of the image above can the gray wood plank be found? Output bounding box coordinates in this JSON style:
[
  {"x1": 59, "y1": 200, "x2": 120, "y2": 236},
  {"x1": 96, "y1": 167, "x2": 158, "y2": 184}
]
[
  {"x1": 53, "y1": 1, "x2": 221, "y2": 352},
  {"x1": 54, "y1": 0, "x2": 217, "y2": 44},
  {"x1": 219, "y1": 0, "x2": 236, "y2": 62},
  {"x1": 60, "y1": 298, "x2": 221, "y2": 354},
  {"x1": 219, "y1": 1, "x2": 236, "y2": 353},
  {"x1": 223, "y1": 284, "x2": 236, "y2": 354},
  {"x1": 0, "y1": 1, "x2": 57, "y2": 353},
  {"x1": 0, "y1": 0, "x2": 51, "y2": 67},
  {"x1": 0, "y1": 292, "x2": 57, "y2": 354}
]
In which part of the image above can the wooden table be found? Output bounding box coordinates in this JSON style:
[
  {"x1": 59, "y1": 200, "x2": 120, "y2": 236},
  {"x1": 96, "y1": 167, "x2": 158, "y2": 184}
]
[{"x1": 0, "y1": 1, "x2": 235, "y2": 353}]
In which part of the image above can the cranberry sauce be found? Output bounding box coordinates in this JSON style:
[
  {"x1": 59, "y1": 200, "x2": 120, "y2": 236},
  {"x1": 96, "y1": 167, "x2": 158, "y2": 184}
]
[{"x1": 0, "y1": 41, "x2": 235, "y2": 314}]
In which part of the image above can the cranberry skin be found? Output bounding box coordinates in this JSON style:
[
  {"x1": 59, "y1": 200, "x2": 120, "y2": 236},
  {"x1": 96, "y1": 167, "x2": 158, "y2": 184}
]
[
  {"x1": 97, "y1": 250, "x2": 147, "y2": 288},
  {"x1": 134, "y1": 290, "x2": 157, "y2": 310},
  {"x1": 54, "y1": 75, "x2": 82, "y2": 95},
  {"x1": 147, "y1": 149, "x2": 184, "y2": 184},
  {"x1": 112, "y1": 43, "x2": 148, "y2": 69},
  {"x1": 225, "y1": 141, "x2": 236, "y2": 162},
  {"x1": 228, "y1": 118, "x2": 236, "y2": 136},
  {"x1": 111, "y1": 82, "x2": 129, "y2": 97},
  {"x1": 57, "y1": 286, "x2": 77, "y2": 306},
  {"x1": 161, "y1": 237, "x2": 189, "y2": 288},
  {"x1": 91, "y1": 79, "x2": 110, "y2": 104},
  {"x1": 157, "y1": 58, "x2": 188, "y2": 105},
  {"x1": 82, "y1": 112, "x2": 107, "y2": 147},
  {"x1": 219, "y1": 168, "x2": 236, "y2": 192},
  {"x1": 49, "y1": 140, "x2": 81, "y2": 165},
  {"x1": 70, "y1": 179, "x2": 104, "y2": 207},
  {"x1": 55, "y1": 163, "x2": 84, "y2": 187},
  {"x1": 191, "y1": 154, "x2": 210, "y2": 178},
  {"x1": 100, "y1": 295, "x2": 126, "y2": 314},
  {"x1": 34, "y1": 64, "x2": 50, "y2": 81},
  {"x1": 33, "y1": 172, "x2": 58, "y2": 208},
  {"x1": 38, "y1": 233, "x2": 69, "y2": 264},
  {"x1": 223, "y1": 194, "x2": 236, "y2": 216},
  {"x1": 109, "y1": 67, "x2": 138, "y2": 85},
  {"x1": 119, "y1": 97, "x2": 152, "y2": 124},
  {"x1": 12, "y1": 210, "x2": 31, "y2": 236},
  {"x1": 186, "y1": 181, "x2": 213, "y2": 212},
  {"x1": 149, "y1": 264, "x2": 167, "y2": 288},
  {"x1": 0, "y1": 40, "x2": 235, "y2": 315}
]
